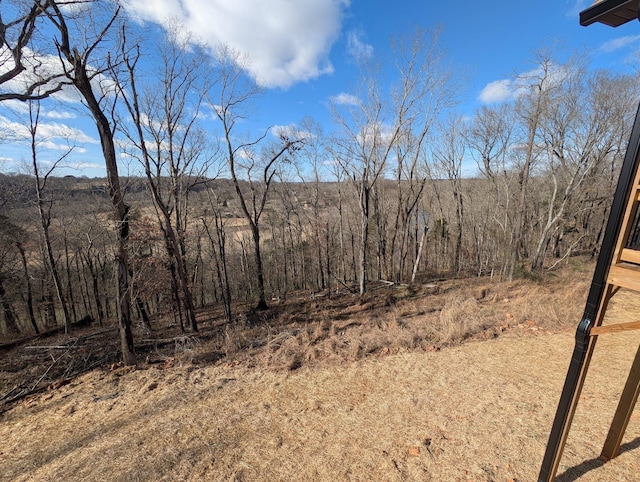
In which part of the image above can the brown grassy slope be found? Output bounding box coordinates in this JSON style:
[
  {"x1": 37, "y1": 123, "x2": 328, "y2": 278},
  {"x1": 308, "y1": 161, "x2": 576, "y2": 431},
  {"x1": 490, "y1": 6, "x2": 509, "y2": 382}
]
[
  {"x1": 0, "y1": 263, "x2": 586, "y2": 400},
  {"x1": 1, "y1": 263, "x2": 640, "y2": 481}
]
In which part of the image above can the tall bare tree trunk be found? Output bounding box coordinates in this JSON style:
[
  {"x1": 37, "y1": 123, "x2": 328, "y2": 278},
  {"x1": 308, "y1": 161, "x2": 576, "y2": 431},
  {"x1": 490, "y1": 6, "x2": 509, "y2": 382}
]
[
  {"x1": 50, "y1": 3, "x2": 136, "y2": 364},
  {"x1": 28, "y1": 105, "x2": 71, "y2": 334},
  {"x1": 411, "y1": 226, "x2": 428, "y2": 283},
  {"x1": 17, "y1": 243, "x2": 39, "y2": 334},
  {"x1": 358, "y1": 185, "x2": 370, "y2": 296},
  {"x1": 0, "y1": 276, "x2": 19, "y2": 335}
]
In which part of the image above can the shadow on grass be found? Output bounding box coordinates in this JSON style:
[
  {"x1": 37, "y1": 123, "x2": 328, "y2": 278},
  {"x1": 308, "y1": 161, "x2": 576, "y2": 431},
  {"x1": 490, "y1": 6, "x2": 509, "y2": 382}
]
[{"x1": 554, "y1": 436, "x2": 640, "y2": 482}]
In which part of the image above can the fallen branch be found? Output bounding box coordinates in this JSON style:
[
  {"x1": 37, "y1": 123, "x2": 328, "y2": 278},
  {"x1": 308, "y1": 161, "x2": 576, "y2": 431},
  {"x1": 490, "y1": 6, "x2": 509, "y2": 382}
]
[
  {"x1": 76, "y1": 327, "x2": 118, "y2": 341},
  {"x1": 0, "y1": 353, "x2": 115, "y2": 411},
  {"x1": 331, "y1": 275, "x2": 356, "y2": 294},
  {"x1": 0, "y1": 385, "x2": 21, "y2": 402},
  {"x1": 23, "y1": 328, "x2": 118, "y2": 351},
  {"x1": 24, "y1": 345, "x2": 82, "y2": 350},
  {"x1": 30, "y1": 354, "x2": 59, "y2": 392},
  {"x1": 135, "y1": 335, "x2": 198, "y2": 351},
  {"x1": 0, "y1": 326, "x2": 117, "y2": 353}
]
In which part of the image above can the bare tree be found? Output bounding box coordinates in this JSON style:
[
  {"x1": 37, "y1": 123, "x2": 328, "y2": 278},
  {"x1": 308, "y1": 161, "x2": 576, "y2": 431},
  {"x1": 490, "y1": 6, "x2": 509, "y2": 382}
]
[
  {"x1": 116, "y1": 27, "x2": 213, "y2": 332},
  {"x1": 507, "y1": 48, "x2": 565, "y2": 280},
  {"x1": 388, "y1": 29, "x2": 457, "y2": 283},
  {"x1": 44, "y1": 1, "x2": 135, "y2": 364},
  {"x1": 531, "y1": 67, "x2": 640, "y2": 270},
  {"x1": 433, "y1": 115, "x2": 466, "y2": 274},
  {"x1": 202, "y1": 189, "x2": 233, "y2": 323},
  {"x1": 466, "y1": 104, "x2": 515, "y2": 278},
  {"x1": 26, "y1": 100, "x2": 72, "y2": 332},
  {"x1": 332, "y1": 29, "x2": 456, "y2": 294},
  {"x1": 294, "y1": 117, "x2": 331, "y2": 291},
  {"x1": 213, "y1": 49, "x2": 303, "y2": 310},
  {"x1": 0, "y1": 214, "x2": 23, "y2": 335},
  {"x1": 575, "y1": 71, "x2": 640, "y2": 258},
  {"x1": 16, "y1": 240, "x2": 39, "y2": 334}
]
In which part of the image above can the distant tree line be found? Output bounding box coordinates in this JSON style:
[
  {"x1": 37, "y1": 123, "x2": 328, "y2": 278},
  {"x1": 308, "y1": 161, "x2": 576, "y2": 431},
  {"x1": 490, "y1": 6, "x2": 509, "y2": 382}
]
[{"x1": 1, "y1": 1, "x2": 638, "y2": 364}]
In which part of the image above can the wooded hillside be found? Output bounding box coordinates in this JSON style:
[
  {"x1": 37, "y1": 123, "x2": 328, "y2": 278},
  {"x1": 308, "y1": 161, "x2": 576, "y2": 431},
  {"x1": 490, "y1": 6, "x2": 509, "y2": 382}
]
[{"x1": 1, "y1": 2, "x2": 640, "y2": 364}]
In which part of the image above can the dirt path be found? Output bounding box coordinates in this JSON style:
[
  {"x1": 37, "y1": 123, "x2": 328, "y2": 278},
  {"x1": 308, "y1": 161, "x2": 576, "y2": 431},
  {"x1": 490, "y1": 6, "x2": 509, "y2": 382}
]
[{"x1": 1, "y1": 323, "x2": 639, "y2": 481}]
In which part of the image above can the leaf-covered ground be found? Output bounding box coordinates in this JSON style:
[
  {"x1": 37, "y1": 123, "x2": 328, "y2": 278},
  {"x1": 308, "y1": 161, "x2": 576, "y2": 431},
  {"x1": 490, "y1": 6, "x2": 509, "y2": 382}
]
[{"x1": 1, "y1": 263, "x2": 640, "y2": 481}]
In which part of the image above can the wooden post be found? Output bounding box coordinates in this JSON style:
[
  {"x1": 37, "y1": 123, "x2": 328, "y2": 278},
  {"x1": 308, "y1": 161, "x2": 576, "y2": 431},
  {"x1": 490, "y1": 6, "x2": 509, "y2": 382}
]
[{"x1": 600, "y1": 342, "x2": 640, "y2": 460}]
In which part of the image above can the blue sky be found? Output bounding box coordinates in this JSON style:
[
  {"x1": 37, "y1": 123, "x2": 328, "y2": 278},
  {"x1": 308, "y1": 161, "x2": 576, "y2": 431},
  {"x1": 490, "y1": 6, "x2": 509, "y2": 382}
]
[{"x1": 2, "y1": 0, "x2": 640, "y2": 178}]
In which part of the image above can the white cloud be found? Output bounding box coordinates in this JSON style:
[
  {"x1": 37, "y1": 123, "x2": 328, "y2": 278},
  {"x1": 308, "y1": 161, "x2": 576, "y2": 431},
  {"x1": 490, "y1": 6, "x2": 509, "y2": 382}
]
[
  {"x1": 0, "y1": 99, "x2": 31, "y2": 114},
  {"x1": 0, "y1": 115, "x2": 98, "y2": 147},
  {"x1": 45, "y1": 110, "x2": 77, "y2": 119},
  {"x1": 35, "y1": 140, "x2": 87, "y2": 154},
  {"x1": 566, "y1": 0, "x2": 589, "y2": 19},
  {"x1": 357, "y1": 122, "x2": 395, "y2": 148},
  {"x1": 38, "y1": 140, "x2": 73, "y2": 151},
  {"x1": 74, "y1": 162, "x2": 105, "y2": 170},
  {"x1": 330, "y1": 92, "x2": 359, "y2": 106},
  {"x1": 0, "y1": 47, "x2": 73, "y2": 101},
  {"x1": 599, "y1": 34, "x2": 640, "y2": 54},
  {"x1": 59, "y1": 0, "x2": 93, "y2": 16},
  {"x1": 121, "y1": 0, "x2": 350, "y2": 88},
  {"x1": 0, "y1": 100, "x2": 77, "y2": 119},
  {"x1": 478, "y1": 79, "x2": 517, "y2": 104},
  {"x1": 119, "y1": 151, "x2": 136, "y2": 160},
  {"x1": 346, "y1": 30, "x2": 373, "y2": 62},
  {"x1": 0, "y1": 115, "x2": 30, "y2": 140},
  {"x1": 37, "y1": 122, "x2": 99, "y2": 145},
  {"x1": 478, "y1": 64, "x2": 567, "y2": 104},
  {"x1": 198, "y1": 104, "x2": 221, "y2": 121},
  {"x1": 272, "y1": 124, "x2": 312, "y2": 142}
]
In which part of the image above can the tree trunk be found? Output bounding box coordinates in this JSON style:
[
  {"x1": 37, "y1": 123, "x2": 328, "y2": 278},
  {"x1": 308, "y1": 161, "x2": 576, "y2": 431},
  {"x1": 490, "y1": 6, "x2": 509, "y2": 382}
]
[
  {"x1": 134, "y1": 292, "x2": 152, "y2": 332},
  {"x1": 359, "y1": 204, "x2": 369, "y2": 296},
  {"x1": 63, "y1": 230, "x2": 77, "y2": 322},
  {"x1": 40, "y1": 218, "x2": 70, "y2": 333},
  {"x1": 31, "y1": 126, "x2": 71, "y2": 333},
  {"x1": 0, "y1": 276, "x2": 19, "y2": 335},
  {"x1": 17, "y1": 243, "x2": 39, "y2": 334},
  {"x1": 203, "y1": 215, "x2": 232, "y2": 323},
  {"x1": 157, "y1": 210, "x2": 199, "y2": 332},
  {"x1": 75, "y1": 253, "x2": 90, "y2": 316},
  {"x1": 71, "y1": 60, "x2": 136, "y2": 364},
  {"x1": 252, "y1": 224, "x2": 268, "y2": 310},
  {"x1": 52, "y1": 5, "x2": 135, "y2": 363},
  {"x1": 411, "y1": 226, "x2": 428, "y2": 283},
  {"x1": 453, "y1": 187, "x2": 464, "y2": 275},
  {"x1": 85, "y1": 254, "x2": 104, "y2": 326}
]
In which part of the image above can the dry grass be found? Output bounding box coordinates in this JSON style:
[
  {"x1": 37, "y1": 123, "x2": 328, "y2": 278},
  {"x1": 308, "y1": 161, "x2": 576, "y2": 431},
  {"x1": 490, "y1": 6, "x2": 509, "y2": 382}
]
[
  {"x1": 2, "y1": 329, "x2": 639, "y2": 481},
  {"x1": 2, "y1": 260, "x2": 640, "y2": 481},
  {"x1": 206, "y1": 270, "x2": 590, "y2": 373}
]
